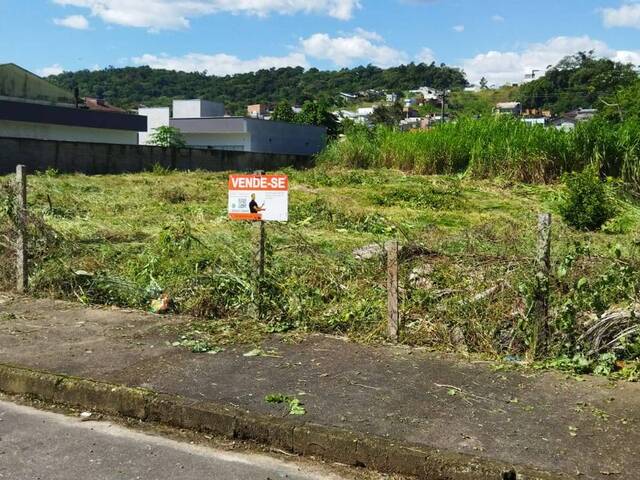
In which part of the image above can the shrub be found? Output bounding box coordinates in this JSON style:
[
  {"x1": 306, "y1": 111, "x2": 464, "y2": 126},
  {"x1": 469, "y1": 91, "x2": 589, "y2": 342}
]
[{"x1": 559, "y1": 167, "x2": 615, "y2": 231}]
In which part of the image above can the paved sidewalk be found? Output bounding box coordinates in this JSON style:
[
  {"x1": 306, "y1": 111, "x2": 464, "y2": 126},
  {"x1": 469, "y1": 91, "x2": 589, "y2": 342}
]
[{"x1": 1, "y1": 293, "x2": 639, "y2": 479}]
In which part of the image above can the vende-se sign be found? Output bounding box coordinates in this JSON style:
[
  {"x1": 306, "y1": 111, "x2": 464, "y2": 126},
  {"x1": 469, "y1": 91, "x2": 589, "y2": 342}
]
[{"x1": 228, "y1": 174, "x2": 289, "y2": 222}]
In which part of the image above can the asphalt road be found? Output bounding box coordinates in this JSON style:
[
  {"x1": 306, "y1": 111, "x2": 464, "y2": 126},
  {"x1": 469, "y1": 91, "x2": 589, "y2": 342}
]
[{"x1": 0, "y1": 400, "x2": 349, "y2": 480}]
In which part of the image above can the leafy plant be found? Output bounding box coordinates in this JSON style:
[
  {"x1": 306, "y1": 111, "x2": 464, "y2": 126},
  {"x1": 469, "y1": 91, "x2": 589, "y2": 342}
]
[
  {"x1": 559, "y1": 167, "x2": 615, "y2": 231},
  {"x1": 172, "y1": 337, "x2": 223, "y2": 354},
  {"x1": 265, "y1": 394, "x2": 306, "y2": 415},
  {"x1": 149, "y1": 126, "x2": 186, "y2": 148}
]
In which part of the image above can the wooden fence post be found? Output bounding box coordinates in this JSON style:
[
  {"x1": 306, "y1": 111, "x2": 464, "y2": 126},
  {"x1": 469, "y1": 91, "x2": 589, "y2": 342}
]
[
  {"x1": 15, "y1": 165, "x2": 27, "y2": 294},
  {"x1": 258, "y1": 221, "x2": 266, "y2": 278},
  {"x1": 255, "y1": 220, "x2": 267, "y2": 321},
  {"x1": 532, "y1": 213, "x2": 551, "y2": 358},
  {"x1": 386, "y1": 240, "x2": 399, "y2": 342}
]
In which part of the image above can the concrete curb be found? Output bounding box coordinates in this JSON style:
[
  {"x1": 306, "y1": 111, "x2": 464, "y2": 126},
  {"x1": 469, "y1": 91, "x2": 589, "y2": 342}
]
[{"x1": 0, "y1": 363, "x2": 572, "y2": 480}]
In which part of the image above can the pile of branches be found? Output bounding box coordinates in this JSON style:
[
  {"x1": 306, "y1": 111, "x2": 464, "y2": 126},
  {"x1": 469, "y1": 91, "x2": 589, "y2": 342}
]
[{"x1": 579, "y1": 305, "x2": 640, "y2": 357}]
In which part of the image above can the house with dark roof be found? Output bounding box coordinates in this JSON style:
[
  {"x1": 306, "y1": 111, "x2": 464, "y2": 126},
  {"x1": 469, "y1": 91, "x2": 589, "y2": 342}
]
[{"x1": 0, "y1": 63, "x2": 146, "y2": 145}]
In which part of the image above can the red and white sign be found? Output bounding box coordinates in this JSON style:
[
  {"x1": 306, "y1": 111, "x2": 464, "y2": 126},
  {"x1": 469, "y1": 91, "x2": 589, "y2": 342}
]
[{"x1": 228, "y1": 174, "x2": 289, "y2": 222}]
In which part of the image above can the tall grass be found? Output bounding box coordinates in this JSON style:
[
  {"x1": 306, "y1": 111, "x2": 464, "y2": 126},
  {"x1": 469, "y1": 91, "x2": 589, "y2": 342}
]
[{"x1": 320, "y1": 117, "x2": 640, "y2": 186}]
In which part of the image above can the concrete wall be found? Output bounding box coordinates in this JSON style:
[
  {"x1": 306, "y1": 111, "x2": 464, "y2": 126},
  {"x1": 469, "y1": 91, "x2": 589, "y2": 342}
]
[
  {"x1": 0, "y1": 119, "x2": 139, "y2": 145},
  {"x1": 247, "y1": 119, "x2": 326, "y2": 156},
  {"x1": 0, "y1": 136, "x2": 313, "y2": 175},
  {"x1": 183, "y1": 132, "x2": 250, "y2": 151},
  {"x1": 138, "y1": 107, "x2": 170, "y2": 145}
]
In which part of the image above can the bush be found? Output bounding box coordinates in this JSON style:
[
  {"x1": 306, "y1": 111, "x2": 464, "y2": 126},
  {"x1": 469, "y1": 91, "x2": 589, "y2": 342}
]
[{"x1": 559, "y1": 167, "x2": 615, "y2": 230}]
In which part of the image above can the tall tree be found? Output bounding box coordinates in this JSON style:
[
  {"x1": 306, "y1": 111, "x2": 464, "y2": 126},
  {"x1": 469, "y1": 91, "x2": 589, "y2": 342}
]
[
  {"x1": 518, "y1": 52, "x2": 638, "y2": 114},
  {"x1": 271, "y1": 101, "x2": 296, "y2": 123},
  {"x1": 370, "y1": 102, "x2": 404, "y2": 127},
  {"x1": 296, "y1": 101, "x2": 339, "y2": 138}
]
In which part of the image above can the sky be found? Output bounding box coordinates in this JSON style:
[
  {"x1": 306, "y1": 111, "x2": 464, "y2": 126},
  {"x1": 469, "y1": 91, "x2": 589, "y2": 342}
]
[{"x1": 1, "y1": 0, "x2": 639, "y2": 85}]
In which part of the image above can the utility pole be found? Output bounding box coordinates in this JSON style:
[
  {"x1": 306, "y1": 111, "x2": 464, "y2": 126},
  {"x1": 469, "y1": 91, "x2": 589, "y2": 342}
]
[{"x1": 440, "y1": 90, "x2": 447, "y2": 124}]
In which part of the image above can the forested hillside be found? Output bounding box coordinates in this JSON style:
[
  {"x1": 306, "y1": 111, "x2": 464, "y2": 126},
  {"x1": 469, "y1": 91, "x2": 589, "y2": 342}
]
[
  {"x1": 517, "y1": 53, "x2": 638, "y2": 113},
  {"x1": 48, "y1": 63, "x2": 467, "y2": 114}
]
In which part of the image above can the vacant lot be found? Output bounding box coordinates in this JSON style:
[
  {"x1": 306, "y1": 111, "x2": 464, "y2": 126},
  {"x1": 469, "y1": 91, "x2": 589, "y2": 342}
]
[{"x1": 1, "y1": 167, "x2": 639, "y2": 374}]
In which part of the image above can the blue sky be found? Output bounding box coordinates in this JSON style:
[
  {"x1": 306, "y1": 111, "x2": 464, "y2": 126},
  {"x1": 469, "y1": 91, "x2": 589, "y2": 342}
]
[{"x1": 1, "y1": 0, "x2": 639, "y2": 85}]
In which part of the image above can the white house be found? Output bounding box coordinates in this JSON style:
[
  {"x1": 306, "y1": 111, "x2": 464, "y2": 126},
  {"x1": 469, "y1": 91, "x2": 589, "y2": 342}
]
[
  {"x1": 409, "y1": 87, "x2": 440, "y2": 101},
  {"x1": 333, "y1": 107, "x2": 376, "y2": 125},
  {"x1": 339, "y1": 92, "x2": 358, "y2": 102},
  {"x1": 139, "y1": 99, "x2": 326, "y2": 156},
  {"x1": 495, "y1": 102, "x2": 522, "y2": 116}
]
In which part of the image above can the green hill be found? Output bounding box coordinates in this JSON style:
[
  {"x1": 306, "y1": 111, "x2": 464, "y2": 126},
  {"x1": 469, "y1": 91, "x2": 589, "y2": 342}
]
[{"x1": 47, "y1": 63, "x2": 467, "y2": 115}]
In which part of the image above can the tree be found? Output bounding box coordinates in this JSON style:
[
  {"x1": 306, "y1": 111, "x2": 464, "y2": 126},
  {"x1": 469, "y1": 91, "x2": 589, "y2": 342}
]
[
  {"x1": 479, "y1": 77, "x2": 489, "y2": 90},
  {"x1": 370, "y1": 102, "x2": 404, "y2": 127},
  {"x1": 47, "y1": 63, "x2": 468, "y2": 114},
  {"x1": 148, "y1": 126, "x2": 186, "y2": 148},
  {"x1": 296, "y1": 100, "x2": 339, "y2": 137},
  {"x1": 599, "y1": 79, "x2": 640, "y2": 123},
  {"x1": 518, "y1": 52, "x2": 638, "y2": 114},
  {"x1": 271, "y1": 101, "x2": 296, "y2": 123}
]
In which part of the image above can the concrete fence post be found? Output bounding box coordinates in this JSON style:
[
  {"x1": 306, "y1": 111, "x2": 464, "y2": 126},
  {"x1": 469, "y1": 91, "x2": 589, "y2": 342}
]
[
  {"x1": 15, "y1": 165, "x2": 28, "y2": 293},
  {"x1": 532, "y1": 213, "x2": 551, "y2": 358},
  {"x1": 386, "y1": 240, "x2": 399, "y2": 342}
]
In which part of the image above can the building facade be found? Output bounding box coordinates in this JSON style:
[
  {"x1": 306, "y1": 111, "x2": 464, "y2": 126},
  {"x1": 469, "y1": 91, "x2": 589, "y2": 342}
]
[
  {"x1": 139, "y1": 100, "x2": 326, "y2": 156},
  {"x1": 0, "y1": 63, "x2": 146, "y2": 145}
]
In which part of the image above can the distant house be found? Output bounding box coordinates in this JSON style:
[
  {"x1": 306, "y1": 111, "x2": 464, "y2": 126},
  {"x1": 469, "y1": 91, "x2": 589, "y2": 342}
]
[
  {"x1": 139, "y1": 99, "x2": 326, "y2": 156},
  {"x1": 403, "y1": 107, "x2": 419, "y2": 118},
  {"x1": 572, "y1": 108, "x2": 597, "y2": 122},
  {"x1": 247, "y1": 103, "x2": 270, "y2": 119},
  {"x1": 522, "y1": 117, "x2": 547, "y2": 126},
  {"x1": 339, "y1": 92, "x2": 358, "y2": 102},
  {"x1": 494, "y1": 102, "x2": 522, "y2": 116},
  {"x1": 409, "y1": 87, "x2": 440, "y2": 101},
  {"x1": 83, "y1": 97, "x2": 127, "y2": 113},
  {"x1": 523, "y1": 108, "x2": 552, "y2": 118},
  {"x1": 0, "y1": 63, "x2": 145, "y2": 145},
  {"x1": 399, "y1": 117, "x2": 423, "y2": 131},
  {"x1": 554, "y1": 119, "x2": 577, "y2": 132},
  {"x1": 552, "y1": 108, "x2": 598, "y2": 131},
  {"x1": 333, "y1": 107, "x2": 375, "y2": 125}
]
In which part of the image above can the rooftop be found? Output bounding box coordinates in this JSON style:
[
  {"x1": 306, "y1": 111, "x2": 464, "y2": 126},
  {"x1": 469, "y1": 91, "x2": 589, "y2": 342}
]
[{"x1": 0, "y1": 63, "x2": 75, "y2": 105}]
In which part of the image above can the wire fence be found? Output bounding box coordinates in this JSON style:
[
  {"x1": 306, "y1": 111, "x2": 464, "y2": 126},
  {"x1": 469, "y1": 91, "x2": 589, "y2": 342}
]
[{"x1": 2, "y1": 165, "x2": 639, "y2": 363}]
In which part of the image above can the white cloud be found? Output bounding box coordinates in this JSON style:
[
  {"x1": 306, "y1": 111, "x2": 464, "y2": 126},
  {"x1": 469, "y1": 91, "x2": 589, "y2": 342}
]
[
  {"x1": 491, "y1": 14, "x2": 504, "y2": 23},
  {"x1": 37, "y1": 64, "x2": 65, "y2": 76},
  {"x1": 132, "y1": 52, "x2": 308, "y2": 75},
  {"x1": 461, "y1": 35, "x2": 640, "y2": 85},
  {"x1": 602, "y1": 2, "x2": 640, "y2": 29},
  {"x1": 416, "y1": 47, "x2": 436, "y2": 64},
  {"x1": 52, "y1": 0, "x2": 360, "y2": 30},
  {"x1": 300, "y1": 30, "x2": 408, "y2": 68},
  {"x1": 452, "y1": 24, "x2": 464, "y2": 32},
  {"x1": 53, "y1": 14, "x2": 90, "y2": 29}
]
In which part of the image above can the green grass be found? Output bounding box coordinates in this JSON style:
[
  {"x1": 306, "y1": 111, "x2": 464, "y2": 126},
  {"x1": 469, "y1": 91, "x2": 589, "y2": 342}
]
[
  {"x1": 1, "y1": 167, "x2": 640, "y2": 369},
  {"x1": 321, "y1": 118, "x2": 640, "y2": 188}
]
